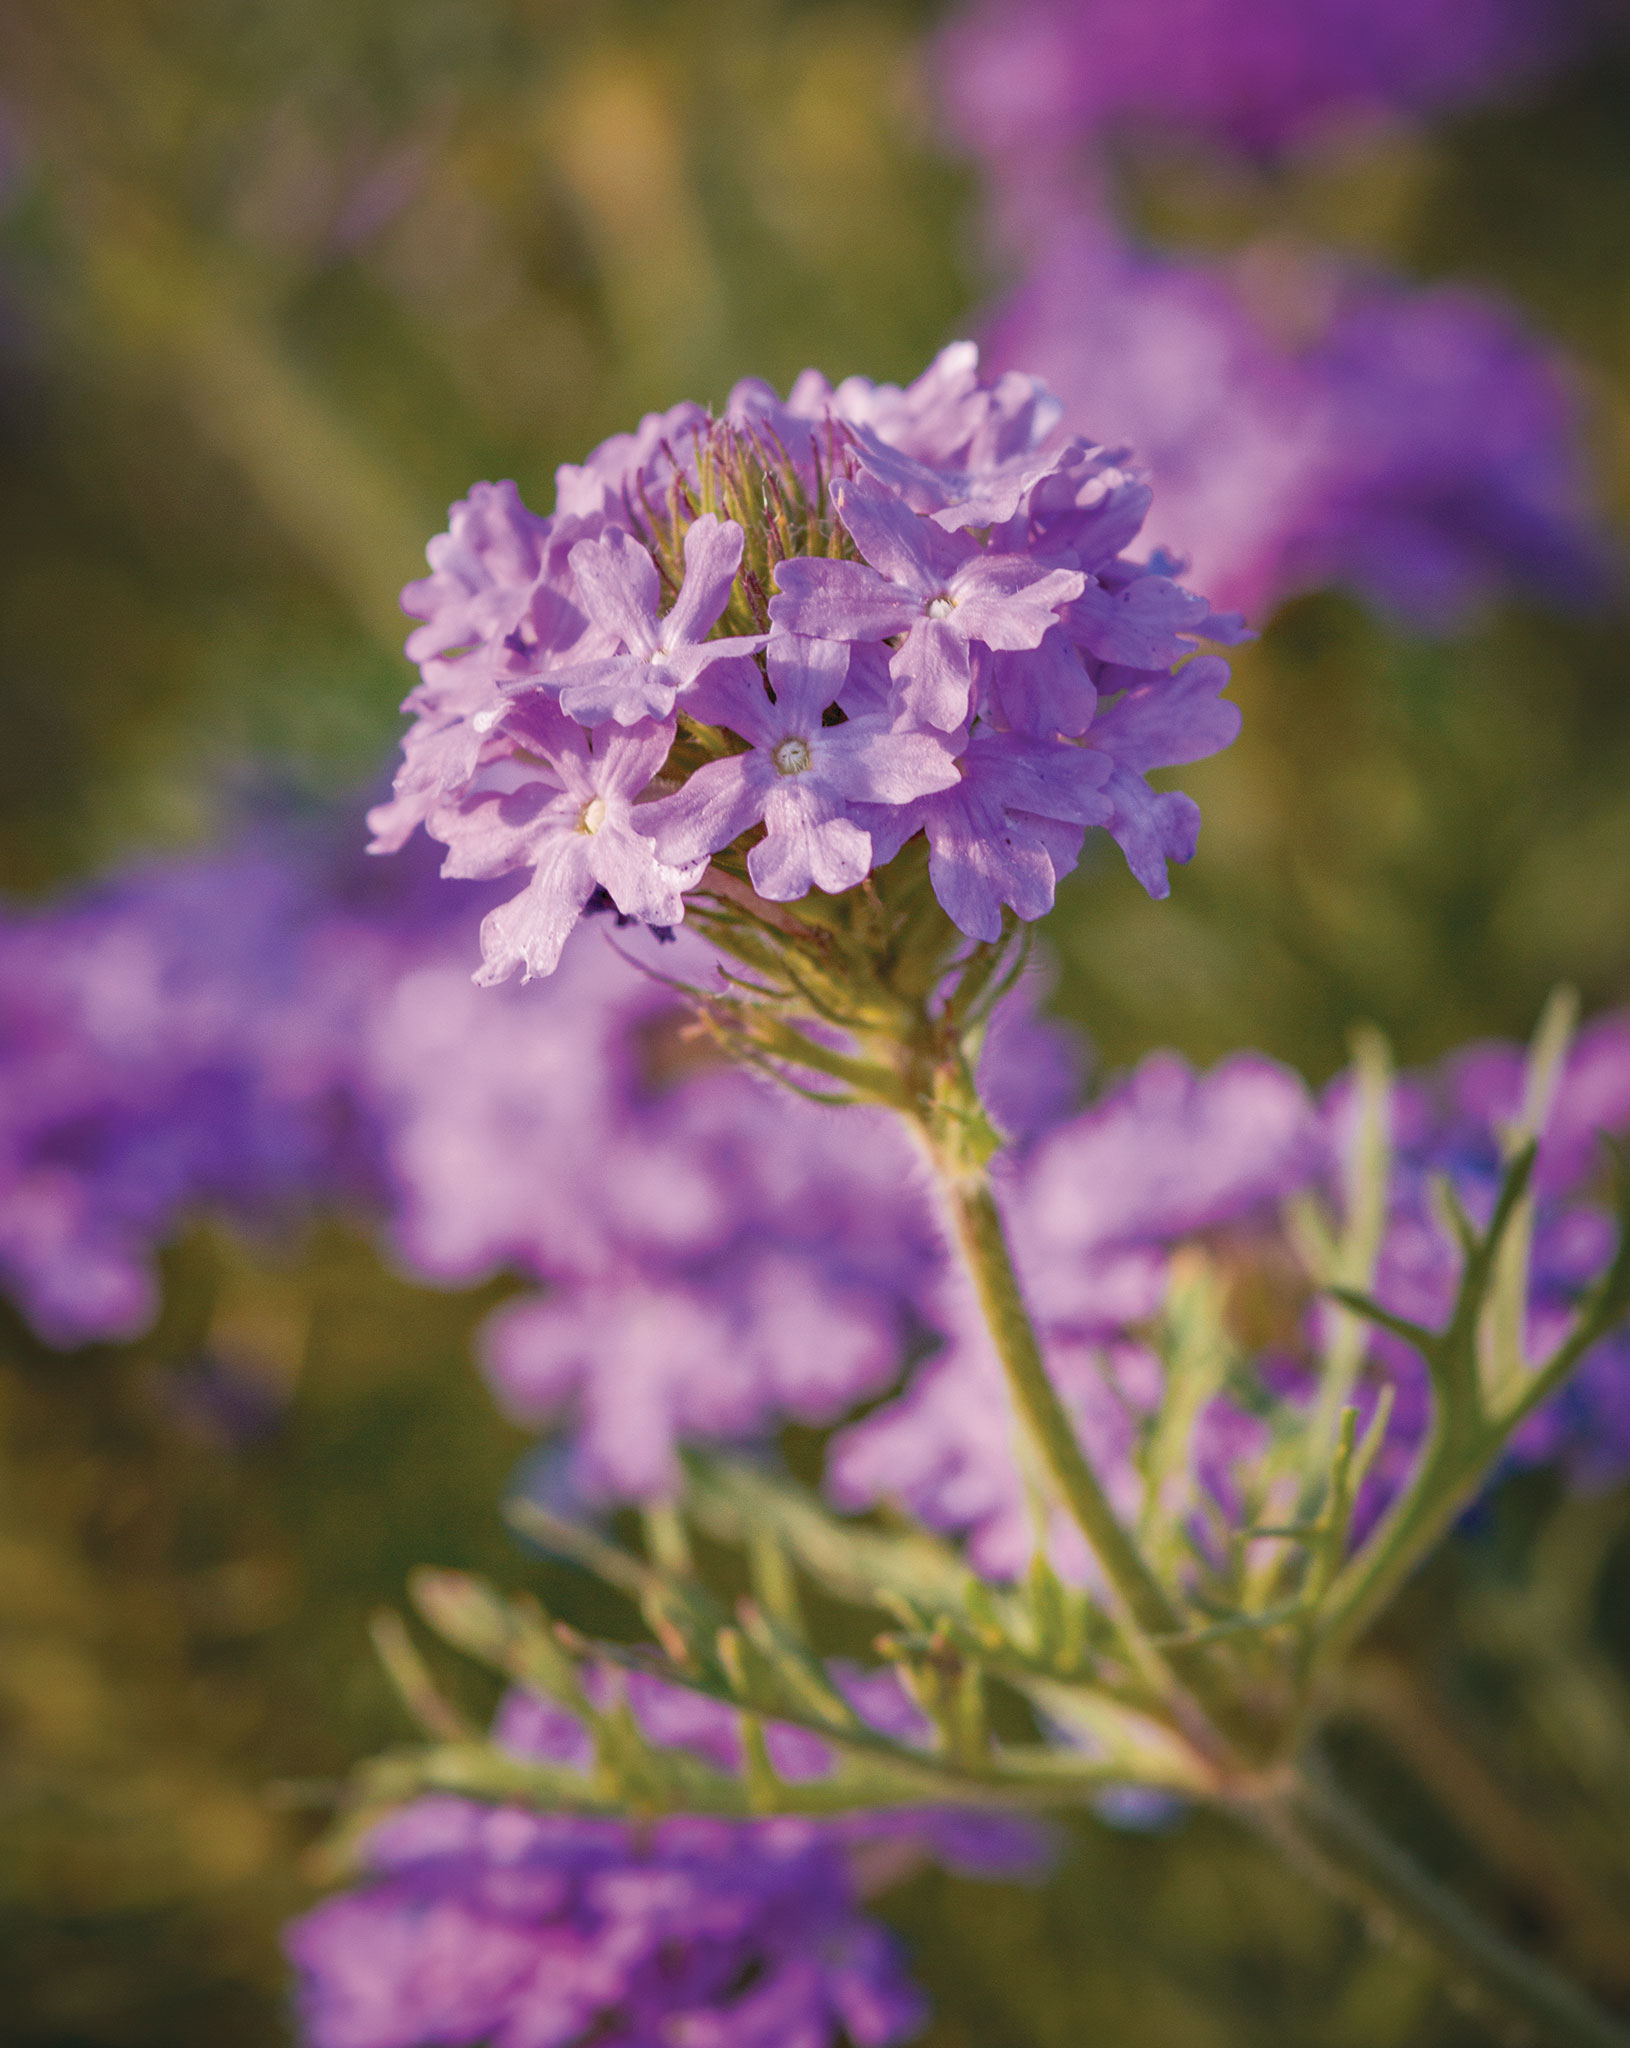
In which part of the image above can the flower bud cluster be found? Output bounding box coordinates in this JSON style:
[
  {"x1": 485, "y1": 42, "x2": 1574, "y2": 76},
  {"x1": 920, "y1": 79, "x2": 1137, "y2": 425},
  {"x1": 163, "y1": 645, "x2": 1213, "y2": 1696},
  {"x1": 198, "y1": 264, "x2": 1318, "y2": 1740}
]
[{"x1": 369, "y1": 344, "x2": 1246, "y2": 980}]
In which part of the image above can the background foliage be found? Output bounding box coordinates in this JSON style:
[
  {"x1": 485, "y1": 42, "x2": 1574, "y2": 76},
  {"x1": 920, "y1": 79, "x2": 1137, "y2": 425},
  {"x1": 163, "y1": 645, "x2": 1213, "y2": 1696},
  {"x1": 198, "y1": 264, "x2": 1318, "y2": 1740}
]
[{"x1": 1, "y1": 2, "x2": 1628, "y2": 2041}]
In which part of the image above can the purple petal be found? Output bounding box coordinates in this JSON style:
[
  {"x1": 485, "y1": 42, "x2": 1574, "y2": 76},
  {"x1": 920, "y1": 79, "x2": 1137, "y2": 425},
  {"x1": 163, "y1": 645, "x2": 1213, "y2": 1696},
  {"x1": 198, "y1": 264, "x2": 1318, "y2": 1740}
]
[
  {"x1": 769, "y1": 558, "x2": 920, "y2": 643},
  {"x1": 590, "y1": 718, "x2": 678, "y2": 801},
  {"x1": 1095, "y1": 766, "x2": 1201, "y2": 897},
  {"x1": 474, "y1": 837, "x2": 597, "y2": 984},
  {"x1": 989, "y1": 632, "x2": 1098, "y2": 738},
  {"x1": 568, "y1": 529, "x2": 662, "y2": 655},
  {"x1": 830, "y1": 473, "x2": 948, "y2": 593},
  {"x1": 889, "y1": 621, "x2": 975, "y2": 731},
  {"x1": 557, "y1": 660, "x2": 677, "y2": 728},
  {"x1": 816, "y1": 720, "x2": 963, "y2": 805},
  {"x1": 637, "y1": 754, "x2": 771, "y2": 867},
  {"x1": 765, "y1": 632, "x2": 850, "y2": 733},
  {"x1": 750, "y1": 784, "x2": 873, "y2": 900},
  {"x1": 663, "y1": 514, "x2": 746, "y2": 649},
  {"x1": 1089, "y1": 655, "x2": 1239, "y2": 772},
  {"x1": 1066, "y1": 574, "x2": 1214, "y2": 669}
]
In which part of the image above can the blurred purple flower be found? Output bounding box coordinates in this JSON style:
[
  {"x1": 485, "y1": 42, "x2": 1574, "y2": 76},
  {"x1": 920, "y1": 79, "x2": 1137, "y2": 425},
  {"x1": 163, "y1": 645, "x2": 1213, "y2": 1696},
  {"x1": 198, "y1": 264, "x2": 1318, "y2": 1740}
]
[
  {"x1": 936, "y1": 0, "x2": 1585, "y2": 170},
  {"x1": 982, "y1": 221, "x2": 1609, "y2": 628},
  {"x1": 286, "y1": 1800, "x2": 929, "y2": 2048}
]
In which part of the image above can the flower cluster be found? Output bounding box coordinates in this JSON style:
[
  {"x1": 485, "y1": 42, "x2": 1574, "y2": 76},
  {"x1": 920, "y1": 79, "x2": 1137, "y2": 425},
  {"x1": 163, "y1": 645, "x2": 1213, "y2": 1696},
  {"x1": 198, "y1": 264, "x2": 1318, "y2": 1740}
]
[
  {"x1": 937, "y1": 0, "x2": 1584, "y2": 169},
  {"x1": 370, "y1": 345, "x2": 1245, "y2": 975},
  {"x1": 286, "y1": 1801, "x2": 924, "y2": 2048}
]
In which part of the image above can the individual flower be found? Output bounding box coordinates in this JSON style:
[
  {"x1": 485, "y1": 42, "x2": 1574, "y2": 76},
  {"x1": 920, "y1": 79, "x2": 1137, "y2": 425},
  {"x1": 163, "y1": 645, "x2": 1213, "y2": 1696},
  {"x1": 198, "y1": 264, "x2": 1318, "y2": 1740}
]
[
  {"x1": 547, "y1": 515, "x2": 767, "y2": 727},
  {"x1": 429, "y1": 697, "x2": 700, "y2": 984},
  {"x1": 857, "y1": 722, "x2": 1114, "y2": 943},
  {"x1": 769, "y1": 471, "x2": 1085, "y2": 731},
  {"x1": 635, "y1": 635, "x2": 962, "y2": 901}
]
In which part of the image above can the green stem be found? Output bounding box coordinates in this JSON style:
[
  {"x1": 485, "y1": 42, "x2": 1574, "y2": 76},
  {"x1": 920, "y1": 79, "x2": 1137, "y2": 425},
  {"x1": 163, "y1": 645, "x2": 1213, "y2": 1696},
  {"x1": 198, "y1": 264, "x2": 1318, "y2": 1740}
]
[
  {"x1": 1265, "y1": 1762, "x2": 1630, "y2": 2048},
  {"x1": 918, "y1": 1127, "x2": 1272, "y2": 1758},
  {"x1": 940, "y1": 1170, "x2": 1181, "y2": 1647}
]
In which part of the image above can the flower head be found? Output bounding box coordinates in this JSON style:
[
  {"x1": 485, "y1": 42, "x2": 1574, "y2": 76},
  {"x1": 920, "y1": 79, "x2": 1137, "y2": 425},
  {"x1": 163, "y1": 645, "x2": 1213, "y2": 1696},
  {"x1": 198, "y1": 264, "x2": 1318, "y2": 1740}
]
[{"x1": 375, "y1": 344, "x2": 1242, "y2": 968}]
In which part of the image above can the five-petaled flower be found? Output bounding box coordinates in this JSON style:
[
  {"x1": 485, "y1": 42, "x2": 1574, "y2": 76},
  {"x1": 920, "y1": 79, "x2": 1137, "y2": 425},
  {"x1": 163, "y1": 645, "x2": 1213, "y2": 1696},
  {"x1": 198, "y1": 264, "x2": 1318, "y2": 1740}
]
[
  {"x1": 431, "y1": 696, "x2": 699, "y2": 983},
  {"x1": 547, "y1": 514, "x2": 766, "y2": 727},
  {"x1": 637, "y1": 635, "x2": 963, "y2": 901},
  {"x1": 769, "y1": 473, "x2": 1085, "y2": 731}
]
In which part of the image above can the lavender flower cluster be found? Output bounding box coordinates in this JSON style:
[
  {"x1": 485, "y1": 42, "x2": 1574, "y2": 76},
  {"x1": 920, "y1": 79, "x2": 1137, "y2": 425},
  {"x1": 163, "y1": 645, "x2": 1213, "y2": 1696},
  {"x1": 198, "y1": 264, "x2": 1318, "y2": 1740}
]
[
  {"x1": 369, "y1": 345, "x2": 1245, "y2": 978},
  {"x1": 287, "y1": 1800, "x2": 927, "y2": 2048},
  {"x1": 285, "y1": 1662, "x2": 1047, "y2": 2048}
]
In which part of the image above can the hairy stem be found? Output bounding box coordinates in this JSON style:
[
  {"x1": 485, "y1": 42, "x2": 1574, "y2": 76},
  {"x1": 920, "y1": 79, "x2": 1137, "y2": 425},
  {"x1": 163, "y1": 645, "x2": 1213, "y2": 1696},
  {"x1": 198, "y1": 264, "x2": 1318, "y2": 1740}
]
[{"x1": 1260, "y1": 1760, "x2": 1630, "y2": 2048}]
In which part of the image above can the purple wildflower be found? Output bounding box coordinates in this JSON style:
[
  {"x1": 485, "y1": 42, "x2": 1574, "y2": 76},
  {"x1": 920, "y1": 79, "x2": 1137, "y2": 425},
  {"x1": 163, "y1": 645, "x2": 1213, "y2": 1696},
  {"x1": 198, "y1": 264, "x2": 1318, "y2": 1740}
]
[
  {"x1": 635, "y1": 635, "x2": 961, "y2": 900},
  {"x1": 982, "y1": 218, "x2": 1607, "y2": 628},
  {"x1": 770, "y1": 472, "x2": 1084, "y2": 731},
  {"x1": 430, "y1": 698, "x2": 700, "y2": 984},
  {"x1": 548, "y1": 516, "x2": 767, "y2": 727},
  {"x1": 936, "y1": 0, "x2": 1586, "y2": 171},
  {"x1": 376, "y1": 343, "x2": 1241, "y2": 959},
  {"x1": 285, "y1": 1799, "x2": 930, "y2": 2048}
]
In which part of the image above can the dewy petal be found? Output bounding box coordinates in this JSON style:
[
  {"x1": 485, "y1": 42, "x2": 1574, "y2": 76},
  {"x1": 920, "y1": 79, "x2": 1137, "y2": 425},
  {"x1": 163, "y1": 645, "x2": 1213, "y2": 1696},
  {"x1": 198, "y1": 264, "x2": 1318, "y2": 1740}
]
[
  {"x1": 567, "y1": 529, "x2": 663, "y2": 656},
  {"x1": 815, "y1": 719, "x2": 963, "y2": 805},
  {"x1": 662, "y1": 514, "x2": 746, "y2": 648},
  {"x1": 889, "y1": 621, "x2": 975, "y2": 732},
  {"x1": 830, "y1": 473, "x2": 951, "y2": 593},
  {"x1": 474, "y1": 836, "x2": 596, "y2": 985},
  {"x1": 750, "y1": 783, "x2": 873, "y2": 900},
  {"x1": 769, "y1": 558, "x2": 921, "y2": 643},
  {"x1": 637, "y1": 754, "x2": 772, "y2": 868}
]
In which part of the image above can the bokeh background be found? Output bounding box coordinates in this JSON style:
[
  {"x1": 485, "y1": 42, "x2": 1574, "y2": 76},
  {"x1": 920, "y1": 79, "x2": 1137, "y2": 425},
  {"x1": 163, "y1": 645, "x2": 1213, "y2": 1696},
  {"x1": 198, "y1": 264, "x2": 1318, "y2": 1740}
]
[{"x1": 2, "y1": 2, "x2": 1630, "y2": 2042}]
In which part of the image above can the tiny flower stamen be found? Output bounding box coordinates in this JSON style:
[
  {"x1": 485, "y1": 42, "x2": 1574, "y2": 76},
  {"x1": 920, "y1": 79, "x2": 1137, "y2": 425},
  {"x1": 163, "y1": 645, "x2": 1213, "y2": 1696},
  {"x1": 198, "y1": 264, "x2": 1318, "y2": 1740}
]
[
  {"x1": 926, "y1": 594, "x2": 957, "y2": 620},
  {"x1": 773, "y1": 735, "x2": 814, "y2": 776},
  {"x1": 579, "y1": 796, "x2": 609, "y2": 834}
]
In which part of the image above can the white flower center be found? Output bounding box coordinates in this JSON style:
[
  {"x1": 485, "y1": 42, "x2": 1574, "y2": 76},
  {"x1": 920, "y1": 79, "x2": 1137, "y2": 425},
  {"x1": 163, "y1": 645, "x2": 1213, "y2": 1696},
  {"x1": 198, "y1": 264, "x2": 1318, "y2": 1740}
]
[
  {"x1": 579, "y1": 796, "x2": 608, "y2": 834},
  {"x1": 773, "y1": 735, "x2": 813, "y2": 777},
  {"x1": 926, "y1": 594, "x2": 956, "y2": 620}
]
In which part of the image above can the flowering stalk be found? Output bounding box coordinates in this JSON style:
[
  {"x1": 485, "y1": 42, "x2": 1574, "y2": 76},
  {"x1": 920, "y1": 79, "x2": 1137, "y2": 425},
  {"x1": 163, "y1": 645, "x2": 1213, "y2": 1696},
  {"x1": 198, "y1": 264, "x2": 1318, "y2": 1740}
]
[{"x1": 355, "y1": 348, "x2": 1630, "y2": 2047}]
